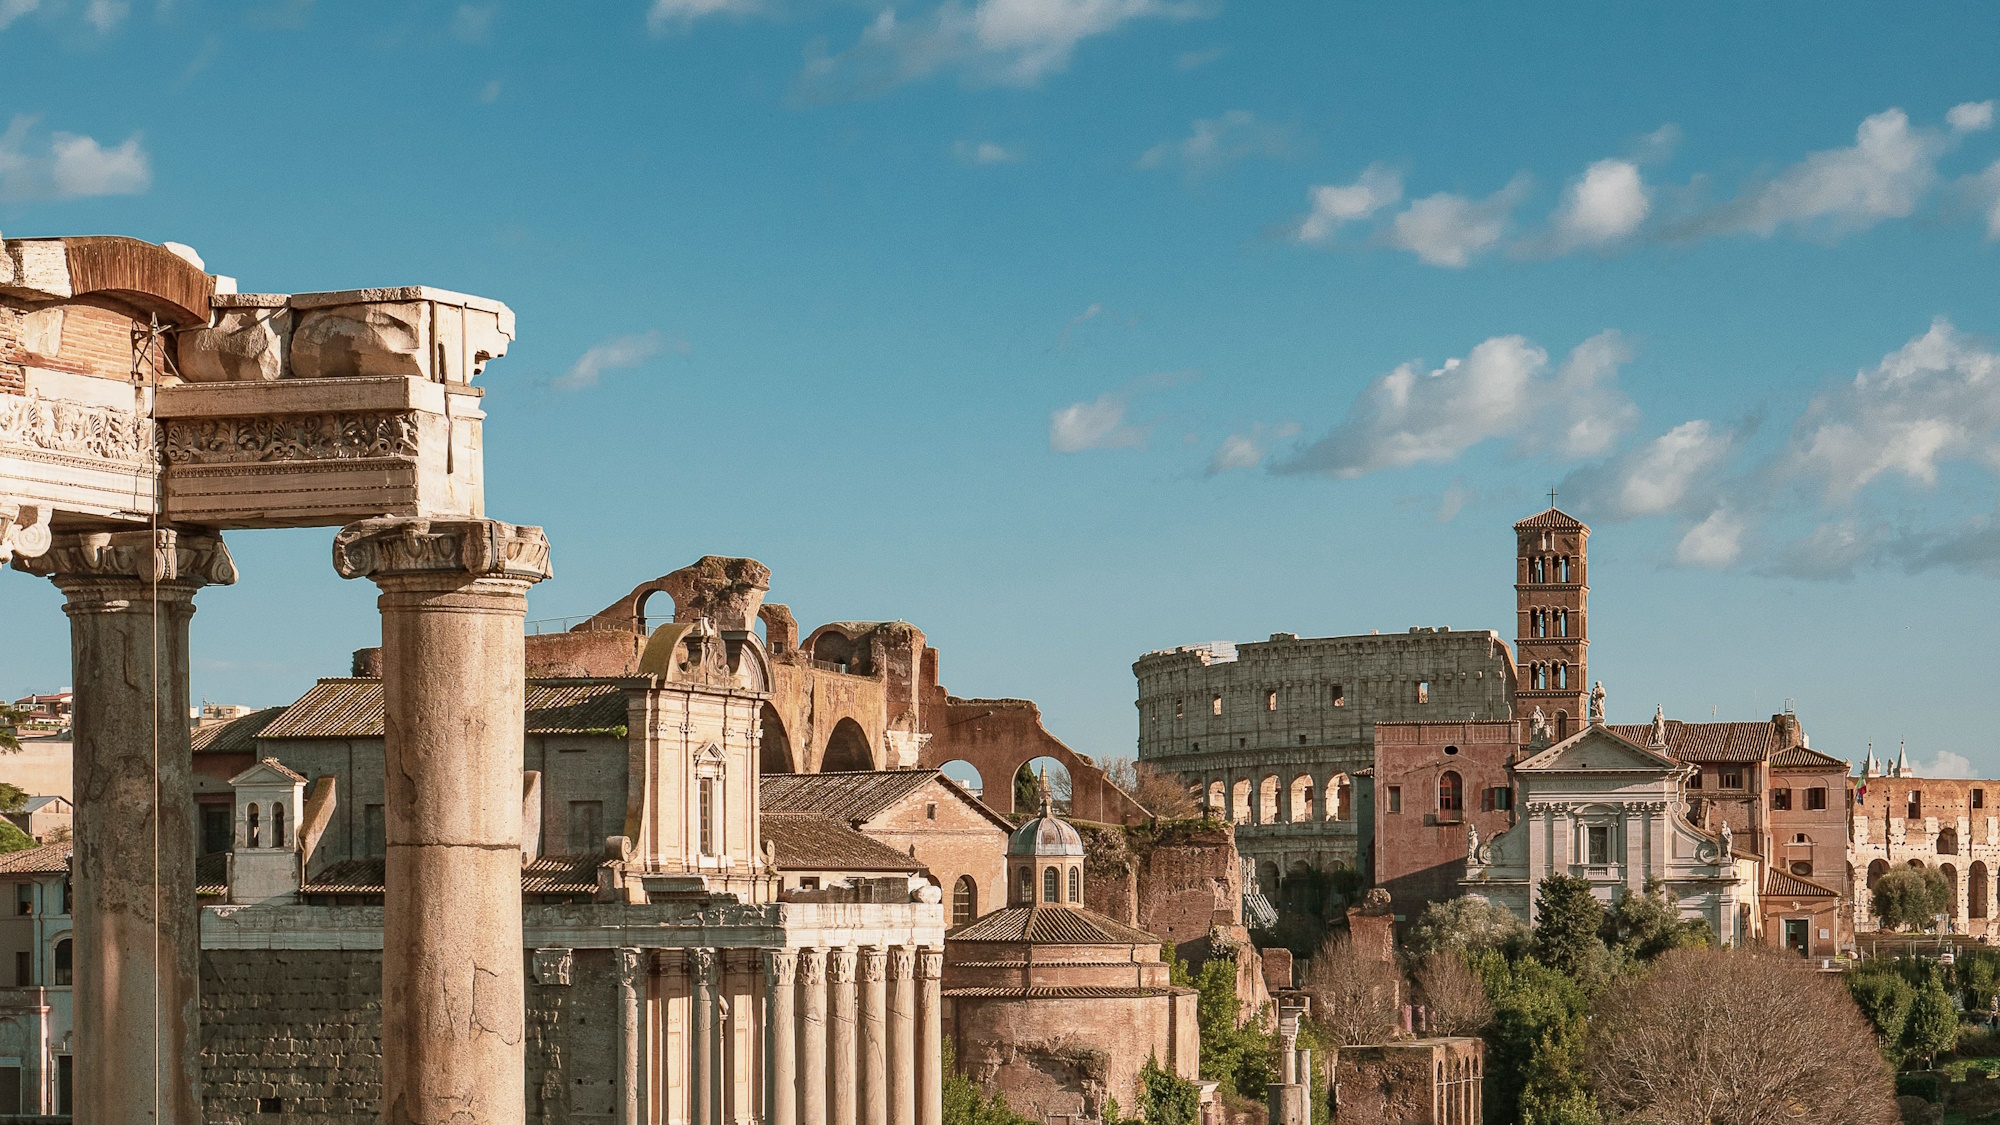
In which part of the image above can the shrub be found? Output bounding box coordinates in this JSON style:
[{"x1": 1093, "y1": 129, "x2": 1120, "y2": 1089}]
[
  {"x1": 1134, "y1": 1056, "x2": 1201, "y2": 1125},
  {"x1": 1896, "y1": 1072, "x2": 1943, "y2": 1103}
]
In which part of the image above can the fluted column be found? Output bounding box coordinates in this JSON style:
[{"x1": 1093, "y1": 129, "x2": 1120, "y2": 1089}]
[
  {"x1": 916, "y1": 948, "x2": 943, "y2": 1125},
  {"x1": 16, "y1": 529, "x2": 235, "y2": 1125},
  {"x1": 887, "y1": 948, "x2": 916, "y2": 1125},
  {"x1": 691, "y1": 949, "x2": 717, "y2": 1125},
  {"x1": 859, "y1": 948, "x2": 888, "y2": 1125},
  {"x1": 618, "y1": 948, "x2": 644, "y2": 1125},
  {"x1": 798, "y1": 950, "x2": 828, "y2": 1125},
  {"x1": 829, "y1": 948, "x2": 859, "y2": 1125},
  {"x1": 765, "y1": 952, "x2": 798, "y2": 1125},
  {"x1": 334, "y1": 518, "x2": 549, "y2": 1125}
]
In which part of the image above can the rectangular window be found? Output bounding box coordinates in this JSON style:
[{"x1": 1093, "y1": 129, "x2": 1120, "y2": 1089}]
[
  {"x1": 1266, "y1": 689, "x2": 1277, "y2": 711},
  {"x1": 926, "y1": 802, "x2": 938, "y2": 821},
  {"x1": 15, "y1": 885, "x2": 30, "y2": 916},
  {"x1": 1211, "y1": 695, "x2": 1222, "y2": 715},
  {"x1": 568, "y1": 801, "x2": 604, "y2": 855},
  {"x1": 1807, "y1": 787, "x2": 1827, "y2": 811},
  {"x1": 201, "y1": 806, "x2": 232, "y2": 856},
  {"x1": 13, "y1": 950, "x2": 28, "y2": 986},
  {"x1": 1688, "y1": 770, "x2": 1703, "y2": 790},
  {"x1": 1976, "y1": 789, "x2": 1986, "y2": 810},
  {"x1": 1493, "y1": 787, "x2": 1514, "y2": 811},
  {"x1": 1720, "y1": 769, "x2": 1743, "y2": 790},
  {"x1": 799, "y1": 876, "x2": 820, "y2": 891},
  {"x1": 1770, "y1": 788, "x2": 1792, "y2": 811},
  {"x1": 698, "y1": 780, "x2": 715, "y2": 856},
  {"x1": 1587, "y1": 825, "x2": 1610, "y2": 866},
  {"x1": 0, "y1": 1063, "x2": 18, "y2": 1114},
  {"x1": 1482, "y1": 788, "x2": 1494, "y2": 813},
  {"x1": 1332, "y1": 685, "x2": 1344, "y2": 707},
  {"x1": 363, "y1": 804, "x2": 386, "y2": 859},
  {"x1": 1387, "y1": 786, "x2": 1402, "y2": 814},
  {"x1": 1909, "y1": 792, "x2": 1923, "y2": 819},
  {"x1": 1417, "y1": 681, "x2": 1430, "y2": 704}
]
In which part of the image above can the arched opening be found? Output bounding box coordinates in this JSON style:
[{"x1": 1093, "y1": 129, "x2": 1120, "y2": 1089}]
[
  {"x1": 1944, "y1": 863, "x2": 1960, "y2": 920},
  {"x1": 1909, "y1": 859, "x2": 1925, "y2": 869},
  {"x1": 1258, "y1": 775, "x2": 1279, "y2": 825},
  {"x1": 1555, "y1": 663, "x2": 1568, "y2": 690},
  {"x1": 952, "y1": 875, "x2": 977, "y2": 926},
  {"x1": 760, "y1": 703, "x2": 795, "y2": 775},
  {"x1": 1555, "y1": 711, "x2": 1569, "y2": 741},
  {"x1": 1016, "y1": 866, "x2": 1031, "y2": 904},
  {"x1": 271, "y1": 801, "x2": 287, "y2": 849},
  {"x1": 1230, "y1": 779, "x2": 1251, "y2": 825},
  {"x1": 1042, "y1": 866, "x2": 1059, "y2": 904},
  {"x1": 1257, "y1": 860, "x2": 1280, "y2": 895},
  {"x1": 940, "y1": 760, "x2": 986, "y2": 801},
  {"x1": 1438, "y1": 771, "x2": 1463, "y2": 817},
  {"x1": 1067, "y1": 867, "x2": 1080, "y2": 904},
  {"x1": 246, "y1": 803, "x2": 260, "y2": 849},
  {"x1": 1205, "y1": 779, "x2": 1226, "y2": 816},
  {"x1": 634, "y1": 589, "x2": 670, "y2": 633},
  {"x1": 1556, "y1": 609, "x2": 1568, "y2": 637},
  {"x1": 1015, "y1": 757, "x2": 1072, "y2": 815},
  {"x1": 1938, "y1": 826, "x2": 1960, "y2": 855},
  {"x1": 1973, "y1": 862, "x2": 1990, "y2": 920},
  {"x1": 53, "y1": 938, "x2": 71, "y2": 986},
  {"x1": 820, "y1": 718, "x2": 874, "y2": 773},
  {"x1": 810, "y1": 630, "x2": 862, "y2": 674},
  {"x1": 1289, "y1": 775, "x2": 1314, "y2": 822},
  {"x1": 1327, "y1": 774, "x2": 1350, "y2": 821}
]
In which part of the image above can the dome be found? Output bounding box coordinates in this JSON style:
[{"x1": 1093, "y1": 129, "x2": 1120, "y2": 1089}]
[{"x1": 1007, "y1": 789, "x2": 1085, "y2": 859}]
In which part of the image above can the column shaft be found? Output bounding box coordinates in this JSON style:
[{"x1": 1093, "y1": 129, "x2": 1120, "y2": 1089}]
[
  {"x1": 916, "y1": 948, "x2": 943, "y2": 1125},
  {"x1": 619, "y1": 949, "x2": 643, "y2": 1125},
  {"x1": 829, "y1": 948, "x2": 858, "y2": 1125},
  {"x1": 691, "y1": 950, "x2": 716, "y2": 1125},
  {"x1": 333, "y1": 517, "x2": 550, "y2": 1125},
  {"x1": 18, "y1": 529, "x2": 234, "y2": 1125},
  {"x1": 858, "y1": 948, "x2": 887, "y2": 1125},
  {"x1": 765, "y1": 952, "x2": 798, "y2": 1125},
  {"x1": 886, "y1": 949, "x2": 915, "y2": 1125},
  {"x1": 798, "y1": 950, "x2": 828, "y2": 1125}
]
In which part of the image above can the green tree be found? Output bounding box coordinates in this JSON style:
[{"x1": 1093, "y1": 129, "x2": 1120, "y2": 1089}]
[
  {"x1": 1477, "y1": 952, "x2": 1594, "y2": 1125},
  {"x1": 0, "y1": 782, "x2": 28, "y2": 815},
  {"x1": 1872, "y1": 867, "x2": 1951, "y2": 932},
  {"x1": 1190, "y1": 953, "x2": 1274, "y2": 1099},
  {"x1": 1402, "y1": 894, "x2": 1529, "y2": 960},
  {"x1": 1532, "y1": 876, "x2": 1610, "y2": 983},
  {"x1": 1848, "y1": 963, "x2": 1917, "y2": 1063},
  {"x1": 1012, "y1": 764, "x2": 1040, "y2": 817},
  {"x1": 0, "y1": 821, "x2": 31, "y2": 855},
  {"x1": 0, "y1": 702, "x2": 27, "y2": 752},
  {"x1": 1600, "y1": 879, "x2": 1713, "y2": 961},
  {"x1": 941, "y1": 1037, "x2": 1037, "y2": 1125},
  {"x1": 1904, "y1": 976, "x2": 1959, "y2": 1066},
  {"x1": 1134, "y1": 1056, "x2": 1201, "y2": 1125}
]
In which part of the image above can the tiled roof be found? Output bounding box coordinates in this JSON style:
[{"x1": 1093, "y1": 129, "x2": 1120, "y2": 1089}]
[
  {"x1": 301, "y1": 858, "x2": 386, "y2": 894},
  {"x1": 1770, "y1": 745, "x2": 1848, "y2": 770},
  {"x1": 302, "y1": 854, "x2": 604, "y2": 897},
  {"x1": 190, "y1": 706, "x2": 285, "y2": 753},
  {"x1": 762, "y1": 814, "x2": 923, "y2": 872},
  {"x1": 948, "y1": 904, "x2": 1162, "y2": 946},
  {"x1": 761, "y1": 770, "x2": 938, "y2": 823},
  {"x1": 942, "y1": 986, "x2": 1184, "y2": 999},
  {"x1": 1606, "y1": 720, "x2": 1783, "y2": 764},
  {"x1": 0, "y1": 843, "x2": 70, "y2": 874},
  {"x1": 263, "y1": 679, "x2": 631, "y2": 739},
  {"x1": 1764, "y1": 869, "x2": 1837, "y2": 898},
  {"x1": 1513, "y1": 508, "x2": 1587, "y2": 531},
  {"x1": 242, "y1": 757, "x2": 307, "y2": 784},
  {"x1": 196, "y1": 852, "x2": 227, "y2": 896}
]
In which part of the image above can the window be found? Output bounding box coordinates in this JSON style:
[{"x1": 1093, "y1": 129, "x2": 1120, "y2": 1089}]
[
  {"x1": 201, "y1": 806, "x2": 231, "y2": 856},
  {"x1": 1719, "y1": 769, "x2": 1743, "y2": 790},
  {"x1": 1043, "y1": 866, "x2": 1059, "y2": 903},
  {"x1": 1688, "y1": 770, "x2": 1703, "y2": 790},
  {"x1": 0, "y1": 1062, "x2": 19, "y2": 1115},
  {"x1": 1531, "y1": 557, "x2": 1545, "y2": 582},
  {"x1": 271, "y1": 801, "x2": 286, "y2": 849},
  {"x1": 1806, "y1": 787, "x2": 1827, "y2": 811},
  {"x1": 1556, "y1": 663, "x2": 1568, "y2": 690},
  {"x1": 1558, "y1": 557, "x2": 1571, "y2": 582},
  {"x1": 13, "y1": 950, "x2": 28, "y2": 986},
  {"x1": 1068, "y1": 867, "x2": 1080, "y2": 903},
  {"x1": 569, "y1": 801, "x2": 605, "y2": 855},
  {"x1": 1332, "y1": 685, "x2": 1345, "y2": 707},
  {"x1": 1908, "y1": 791, "x2": 1923, "y2": 819},
  {"x1": 363, "y1": 804, "x2": 386, "y2": 859},
  {"x1": 952, "y1": 876, "x2": 977, "y2": 926},
  {"x1": 246, "y1": 803, "x2": 260, "y2": 849},
  {"x1": 1771, "y1": 788, "x2": 1792, "y2": 811},
  {"x1": 15, "y1": 885, "x2": 30, "y2": 916},
  {"x1": 52, "y1": 939, "x2": 70, "y2": 986},
  {"x1": 798, "y1": 877, "x2": 821, "y2": 891},
  {"x1": 1211, "y1": 695, "x2": 1222, "y2": 715},
  {"x1": 1438, "y1": 771, "x2": 1463, "y2": 813},
  {"x1": 1555, "y1": 711, "x2": 1569, "y2": 740},
  {"x1": 260, "y1": 1097, "x2": 283, "y2": 1114},
  {"x1": 1587, "y1": 825, "x2": 1610, "y2": 866},
  {"x1": 1387, "y1": 786, "x2": 1402, "y2": 814},
  {"x1": 1492, "y1": 787, "x2": 1514, "y2": 811},
  {"x1": 1977, "y1": 789, "x2": 1987, "y2": 810},
  {"x1": 1532, "y1": 609, "x2": 1546, "y2": 638},
  {"x1": 1175, "y1": 700, "x2": 1183, "y2": 720},
  {"x1": 1266, "y1": 689, "x2": 1277, "y2": 711},
  {"x1": 926, "y1": 802, "x2": 937, "y2": 821},
  {"x1": 1018, "y1": 866, "x2": 1032, "y2": 902},
  {"x1": 1556, "y1": 609, "x2": 1568, "y2": 637},
  {"x1": 60, "y1": 880, "x2": 69, "y2": 916},
  {"x1": 1417, "y1": 681, "x2": 1430, "y2": 704},
  {"x1": 699, "y1": 779, "x2": 716, "y2": 856},
  {"x1": 1299, "y1": 735, "x2": 1307, "y2": 745}
]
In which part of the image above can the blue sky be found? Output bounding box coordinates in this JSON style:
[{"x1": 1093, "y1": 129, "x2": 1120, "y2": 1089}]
[{"x1": 5, "y1": 1, "x2": 2000, "y2": 775}]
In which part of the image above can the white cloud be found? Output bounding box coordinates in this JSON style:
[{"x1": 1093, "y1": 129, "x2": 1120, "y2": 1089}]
[
  {"x1": 648, "y1": 0, "x2": 759, "y2": 34},
  {"x1": 1948, "y1": 100, "x2": 1996, "y2": 134},
  {"x1": 83, "y1": 0, "x2": 125, "y2": 31},
  {"x1": 1272, "y1": 330, "x2": 1635, "y2": 478},
  {"x1": 552, "y1": 330, "x2": 678, "y2": 391},
  {"x1": 1386, "y1": 176, "x2": 1529, "y2": 267},
  {"x1": 1561, "y1": 419, "x2": 1738, "y2": 520},
  {"x1": 1138, "y1": 110, "x2": 1294, "y2": 177},
  {"x1": 1437, "y1": 478, "x2": 1472, "y2": 523},
  {"x1": 953, "y1": 139, "x2": 1019, "y2": 165},
  {"x1": 0, "y1": 117, "x2": 151, "y2": 201},
  {"x1": 1050, "y1": 391, "x2": 1146, "y2": 453},
  {"x1": 451, "y1": 3, "x2": 493, "y2": 42},
  {"x1": 1546, "y1": 159, "x2": 1649, "y2": 251},
  {"x1": 1906, "y1": 750, "x2": 1975, "y2": 779},
  {"x1": 0, "y1": 0, "x2": 39, "y2": 31},
  {"x1": 1970, "y1": 159, "x2": 2000, "y2": 240},
  {"x1": 1779, "y1": 317, "x2": 2000, "y2": 500},
  {"x1": 1207, "y1": 422, "x2": 1299, "y2": 474},
  {"x1": 798, "y1": 0, "x2": 1206, "y2": 98},
  {"x1": 1765, "y1": 518, "x2": 1893, "y2": 581},
  {"x1": 1676, "y1": 508, "x2": 1745, "y2": 568},
  {"x1": 479, "y1": 79, "x2": 502, "y2": 103},
  {"x1": 1296, "y1": 163, "x2": 1401, "y2": 243}
]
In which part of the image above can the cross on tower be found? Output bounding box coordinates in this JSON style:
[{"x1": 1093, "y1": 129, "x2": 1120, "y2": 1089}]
[{"x1": 1548, "y1": 487, "x2": 1558, "y2": 509}]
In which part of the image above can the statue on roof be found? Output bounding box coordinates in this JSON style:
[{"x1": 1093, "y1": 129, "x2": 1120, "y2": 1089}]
[
  {"x1": 1719, "y1": 820, "x2": 1732, "y2": 860},
  {"x1": 1590, "y1": 681, "x2": 1606, "y2": 725},
  {"x1": 1651, "y1": 705, "x2": 1667, "y2": 748}
]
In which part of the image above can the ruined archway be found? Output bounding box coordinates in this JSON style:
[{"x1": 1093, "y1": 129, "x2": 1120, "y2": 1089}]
[
  {"x1": 760, "y1": 703, "x2": 795, "y2": 775},
  {"x1": 920, "y1": 697, "x2": 1151, "y2": 824},
  {"x1": 1258, "y1": 775, "x2": 1279, "y2": 825},
  {"x1": 940, "y1": 760, "x2": 986, "y2": 801},
  {"x1": 1230, "y1": 779, "x2": 1252, "y2": 825},
  {"x1": 821, "y1": 717, "x2": 875, "y2": 772},
  {"x1": 1289, "y1": 774, "x2": 1314, "y2": 822}
]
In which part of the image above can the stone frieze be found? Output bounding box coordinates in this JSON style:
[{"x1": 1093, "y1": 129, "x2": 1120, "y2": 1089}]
[
  {"x1": 162, "y1": 411, "x2": 420, "y2": 466},
  {"x1": 0, "y1": 391, "x2": 156, "y2": 466}
]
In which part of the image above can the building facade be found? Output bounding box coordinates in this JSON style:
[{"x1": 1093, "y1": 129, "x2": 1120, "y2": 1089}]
[
  {"x1": 1850, "y1": 760, "x2": 2000, "y2": 938},
  {"x1": 0, "y1": 843, "x2": 72, "y2": 1116}
]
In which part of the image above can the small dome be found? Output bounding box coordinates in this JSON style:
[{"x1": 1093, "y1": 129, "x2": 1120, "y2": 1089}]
[{"x1": 1008, "y1": 789, "x2": 1085, "y2": 858}]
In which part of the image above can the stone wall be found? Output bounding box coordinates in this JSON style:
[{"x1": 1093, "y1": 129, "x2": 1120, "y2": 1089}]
[
  {"x1": 1332, "y1": 1037, "x2": 1482, "y2": 1125},
  {"x1": 0, "y1": 302, "x2": 25, "y2": 395}
]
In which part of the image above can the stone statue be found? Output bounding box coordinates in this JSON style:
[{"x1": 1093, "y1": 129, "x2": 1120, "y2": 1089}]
[
  {"x1": 1719, "y1": 820, "x2": 1732, "y2": 859},
  {"x1": 1466, "y1": 824, "x2": 1480, "y2": 863},
  {"x1": 1529, "y1": 707, "x2": 1550, "y2": 748},
  {"x1": 1651, "y1": 704, "x2": 1667, "y2": 748},
  {"x1": 1590, "y1": 680, "x2": 1607, "y2": 725}
]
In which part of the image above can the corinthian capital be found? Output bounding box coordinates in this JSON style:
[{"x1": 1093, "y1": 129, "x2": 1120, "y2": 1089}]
[
  {"x1": 0, "y1": 501, "x2": 51, "y2": 564},
  {"x1": 917, "y1": 948, "x2": 943, "y2": 981},
  {"x1": 13, "y1": 528, "x2": 236, "y2": 587},
  {"x1": 860, "y1": 948, "x2": 886, "y2": 983},
  {"x1": 332, "y1": 517, "x2": 551, "y2": 583}
]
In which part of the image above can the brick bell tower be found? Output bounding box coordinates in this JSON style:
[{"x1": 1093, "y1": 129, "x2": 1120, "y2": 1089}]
[{"x1": 1514, "y1": 501, "x2": 1590, "y2": 741}]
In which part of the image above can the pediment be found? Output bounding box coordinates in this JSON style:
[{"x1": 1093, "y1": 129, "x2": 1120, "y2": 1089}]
[
  {"x1": 228, "y1": 757, "x2": 306, "y2": 788},
  {"x1": 1517, "y1": 725, "x2": 1678, "y2": 774}
]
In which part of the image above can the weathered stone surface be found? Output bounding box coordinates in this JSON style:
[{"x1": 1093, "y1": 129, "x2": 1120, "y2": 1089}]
[
  {"x1": 291, "y1": 302, "x2": 428, "y2": 380},
  {"x1": 179, "y1": 305, "x2": 291, "y2": 383}
]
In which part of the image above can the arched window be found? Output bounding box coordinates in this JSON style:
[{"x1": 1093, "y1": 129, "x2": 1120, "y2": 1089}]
[
  {"x1": 1973, "y1": 862, "x2": 1990, "y2": 920},
  {"x1": 1556, "y1": 663, "x2": 1568, "y2": 690},
  {"x1": 246, "y1": 803, "x2": 260, "y2": 849},
  {"x1": 952, "y1": 876, "x2": 977, "y2": 926},
  {"x1": 53, "y1": 939, "x2": 71, "y2": 986},
  {"x1": 1531, "y1": 557, "x2": 1545, "y2": 582},
  {"x1": 271, "y1": 801, "x2": 287, "y2": 849},
  {"x1": 1939, "y1": 827, "x2": 1960, "y2": 855},
  {"x1": 1555, "y1": 711, "x2": 1569, "y2": 741},
  {"x1": 1531, "y1": 609, "x2": 1546, "y2": 637},
  {"x1": 1018, "y1": 866, "x2": 1032, "y2": 903},
  {"x1": 1067, "y1": 867, "x2": 1080, "y2": 904},
  {"x1": 1558, "y1": 556, "x2": 1571, "y2": 582},
  {"x1": 1043, "y1": 866, "x2": 1059, "y2": 904},
  {"x1": 1556, "y1": 609, "x2": 1568, "y2": 637},
  {"x1": 1439, "y1": 771, "x2": 1463, "y2": 813}
]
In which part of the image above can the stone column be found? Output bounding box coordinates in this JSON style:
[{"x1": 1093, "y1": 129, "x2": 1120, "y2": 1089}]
[
  {"x1": 332, "y1": 517, "x2": 550, "y2": 1125},
  {"x1": 765, "y1": 951, "x2": 798, "y2": 1125},
  {"x1": 618, "y1": 948, "x2": 644, "y2": 1125},
  {"x1": 858, "y1": 948, "x2": 888, "y2": 1125},
  {"x1": 916, "y1": 948, "x2": 943, "y2": 1125},
  {"x1": 829, "y1": 948, "x2": 858, "y2": 1125},
  {"x1": 886, "y1": 948, "x2": 915, "y2": 1125},
  {"x1": 798, "y1": 949, "x2": 827, "y2": 1125},
  {"x1": 691, "y1": 949, "x2": 717, "y2": 1125},
  {"x1": 16, "y1": 529, "x2": 234, "y2": 1125}
]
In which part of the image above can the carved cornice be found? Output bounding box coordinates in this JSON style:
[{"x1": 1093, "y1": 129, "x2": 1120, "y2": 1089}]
[
  {"x1": 12, "y1": 528, "x2": 235, "y2": 587},
  {"x1": 0, "y1": 391, "x2": 156, "y2": 467},
  {"x1": 332, "y1": 517, "x2": 551, "y2": 584},
  {"x1": 859, "y1": 948, "x2": 886, "y2": 983},
  {"x1": 162, "y1": 412, "x2": 419, "y2": 466}
]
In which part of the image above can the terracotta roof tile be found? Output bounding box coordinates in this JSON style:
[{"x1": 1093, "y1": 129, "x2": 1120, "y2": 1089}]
[
  {"x1": 1770, "y1": 745, "x2": 1848, "y2": 770},
  {"x1": 761, "y1": 771, "x2": 938, "y2": 822},
  {"x1": 761, "y1": 814, "x2": 923, "y2": 872},
  {"x1": 303, "y1": 854, "x2": 605, "y2": 897},
  {"x1": 1606, "y1": 720, "x2": 1783, "y2": 764},
  {"x1": 191, "y1": 707, "x2": 285, "y2": 754},
  {"x1": 1513, "y1": 508, "x2": 1587, "y2": 531},
  {"x1": 196, "y1": 851, "x2": 227, "y2": 896},
  {"x1": 0, "y1": 843, "x2": 70, "y2": 874},
  {"x1": 263, "y1": 678, "x2": 631, "y2": 739},
  {"x1": 948, "y1": 904, "x2": 1163, "y2": 945},
  {"x1": 941, "y1": 986, "x2": 1186, "y2": 999},
  {"x1": 1763, "y1": 869, "x2": 1837, "y2": 898}
]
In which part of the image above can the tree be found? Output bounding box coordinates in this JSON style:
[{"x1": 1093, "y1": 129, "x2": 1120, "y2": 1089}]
[
  {"x1": 1600, "y1": 878, "x2": 1712, "y2": 961},
  {"x1": 0, "y1": 702, "x2": 27, "y2": 752},
  {"x1": 1904, "y1": 975, "x2": 1959, "y2": 1067},
  {"x1": 0, "y1": 782, "x2": 27, "y2": 815},
  {"x1": 1847, "y1": 963, "x2": 1916, "y2": 1063},
  {"x1": 1100, "y1": 757, "x2": 1198, "y2": 819},
  {"x1": 1412, "y1": 951, "x2": 1491, "y2": 1036},
  {"x1": 1189, "y1": 953, "x2": 1272, "y2": 1098},
  {"x1": 1402, "y1": 894, "x2": 1529, "y2": 960},
  {"x1": 1532, "y1": 875, "x2": 1610, "y2": 984},
  {"x1": 1477, "y1": 952, "x2": 1593, "y2": 1125},
  {"x1": 0, "y1": 821, "x2": 31, "y2": 855},
  {"x1": 1134, "y1": 1056, "x2": 1201, "y2": 1125},
  {"x1": 1873, "y1": 867, "x2": 1951, "y2": 932},
  {"x1": 1586, "y1": 946, "x2": 1900, "y2": 1125},
  {"x1": 1302, "y1": 931, "x2": 1401, "y2": 1046}
]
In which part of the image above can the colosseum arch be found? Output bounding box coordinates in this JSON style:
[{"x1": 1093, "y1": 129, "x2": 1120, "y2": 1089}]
[
  {"x1": 1230, "y1": 779, "x2": 1252, "y2": 825},
  {"x1": 821, "y1": 717, "x2": 875, "y2": 772},
  {"x1": 1205, "y1": 779, "x2": 1225, "y2": 815},
  {"x1": 1973, "y1": 861, "x2": 1991, "y2": 920},
  {"x1": 1288, "y1": 775, "x2": 1314, "y2": 822}
]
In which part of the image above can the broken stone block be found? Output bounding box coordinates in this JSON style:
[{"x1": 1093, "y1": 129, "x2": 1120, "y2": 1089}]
[
  {"x1": 290, "y1": 300, "x2": 428, "y2": 380},
  {"x1": 180, "y1": 298, "x2": 290, "y2": 383}
]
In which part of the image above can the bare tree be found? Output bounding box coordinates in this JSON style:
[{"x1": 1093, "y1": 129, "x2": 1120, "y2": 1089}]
[
  {"x1": 1412, "y1": 952, "x2": 1491, "y2": 1037},
  {"x1": 1303, "y1": 931, "x2": 1403, "y2": 1046},
  {"x1": 1587, "y1": 947, "x2": 1900, "y2": 1125},
  {"x1": 1099, "y1": 756, "x2": 1198, "y2": 819}
]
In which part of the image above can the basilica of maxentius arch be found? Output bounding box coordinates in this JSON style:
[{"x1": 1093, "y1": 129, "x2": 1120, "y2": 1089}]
[{"x1": 2, "y1": 233, "x2": 946, "y2": 1124}]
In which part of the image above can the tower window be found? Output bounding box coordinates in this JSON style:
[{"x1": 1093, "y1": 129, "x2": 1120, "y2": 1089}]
[
  {"x1": 1043, "y1": 866, "x2": 1059, "y2": 903},
  {"x1": 1266, "y1": 689, "x2": 1277, "y2": 711},
  {"x1": 1807, "y1": 788, "x2": 1827, "y2": 811},
  {"x1": 1211, "y1": 695, "x2": 1222, "y2": 716},
  {"x1": 698, "y1": 778, "x2": 716, "y2": 856},
  {"x1": 1555, "y1": 663, "x2": 1568, "y2": 690},
  {"x1": 1417, "y1": 681, "x2": 1430, "y2": 704},
  {"x1": 1068, "y1": 867, "x2": 1080, "y2": 903},
  {"x1": 246, "y1": 803, "x2": 260, "y2": 849},
  {"x1": 1975, "y1": 789, "x2": 1986, "y2": 809},
  {"x1": 1175, "y1": 700, "x2": 1183, "y2": 720},
  {"x1": 1556, "y1": 609, "x2": 1567, "y2": 637},
  {"x1": 1558, "y1": 557, "x2": 1572, "y2": 582}
]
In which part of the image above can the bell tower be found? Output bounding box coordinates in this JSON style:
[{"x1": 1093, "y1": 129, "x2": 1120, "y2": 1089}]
[{"x1": 1514, "y1": 501, "x2": 1589, "y2": 741}]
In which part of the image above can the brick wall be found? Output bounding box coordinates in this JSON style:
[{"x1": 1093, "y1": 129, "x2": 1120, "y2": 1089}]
[
  {"x1": 0, "y1": 302, "x2": 25, "y2": 395},
  {"x1": 1372, "y1": 720, "x2": 1518, "y2": 927}
]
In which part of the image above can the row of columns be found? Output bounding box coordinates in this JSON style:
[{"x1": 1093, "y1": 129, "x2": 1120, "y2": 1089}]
[{"x1": 767, "y1": 946, "x2": 942, "y2": 1125}]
